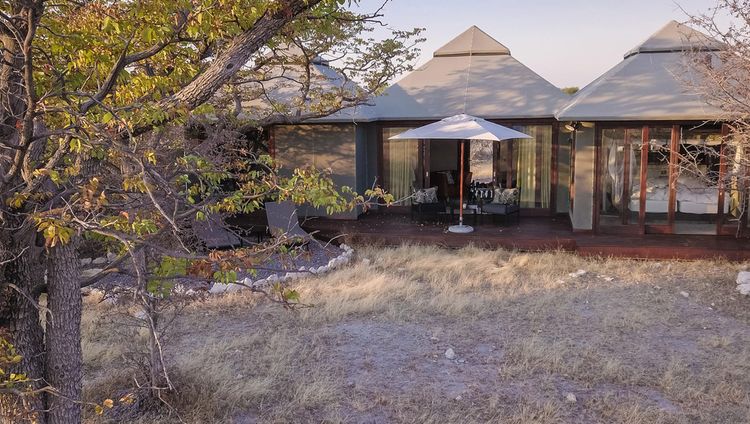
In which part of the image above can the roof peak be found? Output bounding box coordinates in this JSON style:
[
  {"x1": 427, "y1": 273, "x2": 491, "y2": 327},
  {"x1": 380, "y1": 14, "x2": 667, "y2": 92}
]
[
  {"x1": 624, "y1": 20, "x2": 722, "y2": 58},
  {"x1": 434, "y1": 26, "x2": 511, "y2": 57}
]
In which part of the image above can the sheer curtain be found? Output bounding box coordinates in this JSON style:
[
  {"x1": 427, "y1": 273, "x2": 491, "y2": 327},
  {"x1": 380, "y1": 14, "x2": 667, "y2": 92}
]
[
  {"x1": 383, "y1": 128, "x2": 418, "y2": 205},
  {"x1": 513, "y1": 125, "x2": 551, "y2": 208}
]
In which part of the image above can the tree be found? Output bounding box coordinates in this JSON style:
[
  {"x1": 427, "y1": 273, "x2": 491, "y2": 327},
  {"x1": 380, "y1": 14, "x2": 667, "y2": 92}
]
[
  {"x1": 0, "y1": 1, "x2": 419, "y2": 422},
  {"x1": 683, "y1": 1, "x2": 750, "y2": 236}
]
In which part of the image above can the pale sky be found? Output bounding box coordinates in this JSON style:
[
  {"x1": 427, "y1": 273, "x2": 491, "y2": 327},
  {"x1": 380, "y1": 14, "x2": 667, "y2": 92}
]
[{"x1": 356, "y1": 0, "x2": 722, "y2": 88}]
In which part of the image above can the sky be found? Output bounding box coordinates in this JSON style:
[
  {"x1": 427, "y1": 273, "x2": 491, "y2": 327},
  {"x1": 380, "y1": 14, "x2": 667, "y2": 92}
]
[{"x1": 354, "y1": 0, "x2": 722, "y2": 88}]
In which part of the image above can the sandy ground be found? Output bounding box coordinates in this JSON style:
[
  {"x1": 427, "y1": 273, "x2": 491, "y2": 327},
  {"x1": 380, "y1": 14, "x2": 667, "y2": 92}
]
[{"x1": 82, "y1": 245, "x2": 750, "y2": 424}]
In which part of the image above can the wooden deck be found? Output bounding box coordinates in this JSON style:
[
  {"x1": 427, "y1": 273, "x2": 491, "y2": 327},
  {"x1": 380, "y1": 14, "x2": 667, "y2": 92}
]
[{"x1": 302, "y1": 213, "x2": 750, "y2": 261}]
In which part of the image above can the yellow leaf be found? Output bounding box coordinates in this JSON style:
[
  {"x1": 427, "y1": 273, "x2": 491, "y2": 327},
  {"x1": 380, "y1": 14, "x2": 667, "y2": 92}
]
[{"x1": 103, "y1": 399, "x2": 114, "y2": 409}]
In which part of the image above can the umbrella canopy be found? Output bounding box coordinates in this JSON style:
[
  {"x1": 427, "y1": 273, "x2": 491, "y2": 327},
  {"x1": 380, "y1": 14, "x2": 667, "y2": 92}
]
[{"x1": 388, "y1": 114, "x2": 532, "y2": 141}]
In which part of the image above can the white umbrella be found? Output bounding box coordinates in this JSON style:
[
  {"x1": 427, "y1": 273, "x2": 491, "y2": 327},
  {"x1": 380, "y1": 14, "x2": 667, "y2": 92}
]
[{"x1": 389, "y1": 114, "x2": 531, "y2": 233}]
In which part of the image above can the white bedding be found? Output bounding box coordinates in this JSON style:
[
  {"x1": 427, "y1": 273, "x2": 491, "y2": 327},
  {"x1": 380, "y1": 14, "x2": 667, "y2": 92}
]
[{"x1": 629, "y1": 176, "x2": 728, "y2": 214}]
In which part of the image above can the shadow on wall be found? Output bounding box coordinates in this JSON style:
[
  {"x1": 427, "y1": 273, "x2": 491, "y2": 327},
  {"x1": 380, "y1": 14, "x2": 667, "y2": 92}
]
[{"x1": 274, "y1": 124, "x2": 358, "y2": 219}]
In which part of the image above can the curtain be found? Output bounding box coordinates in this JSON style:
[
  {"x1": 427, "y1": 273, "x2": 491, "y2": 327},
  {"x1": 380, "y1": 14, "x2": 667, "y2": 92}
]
[
  {"x1": 383, "y1": 129, "x2": 418, "y2": 205},
  {"x1": 513, "y1": 126, "x2": 551, "y2": 208}
]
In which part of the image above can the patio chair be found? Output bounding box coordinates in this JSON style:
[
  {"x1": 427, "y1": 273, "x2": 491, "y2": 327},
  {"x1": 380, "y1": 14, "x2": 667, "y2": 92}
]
[
  {"x1": 265, "y1": 201, "x2": 313, "y2": 245},
  {"x1": 481, "y1": 187, "x2": 521, "y2": 225}
]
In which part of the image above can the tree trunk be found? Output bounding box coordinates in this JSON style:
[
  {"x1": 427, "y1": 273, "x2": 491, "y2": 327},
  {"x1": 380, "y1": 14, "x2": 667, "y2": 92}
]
[
  {"x1": 44, "y1": 240, "x2": 81, "y2": 424},
  {"x1": 1, "y1": 226, "x2": 47, "y2": 424}
]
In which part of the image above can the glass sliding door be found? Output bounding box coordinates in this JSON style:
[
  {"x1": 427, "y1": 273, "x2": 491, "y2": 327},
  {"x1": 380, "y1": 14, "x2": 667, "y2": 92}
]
[
  {"x1": 673, "y1": 126, "x2": 724, "y2": 234},
  {"x1": 470, "y1": 139, "x2": 494, "y2": 183},
  {"x1": 382, "y1": 127, "x2": 419, "y2": 205},
  {"x1": 641, "y1": 127, "x2": 672, "y2": 227},
  {"x1": 599, "y1": 128, "x2": 641, "y2": 230}
]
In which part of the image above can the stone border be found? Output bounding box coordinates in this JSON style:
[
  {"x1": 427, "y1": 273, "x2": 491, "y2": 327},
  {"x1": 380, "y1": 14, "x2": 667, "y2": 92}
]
[{"x1": 209, "y1": 244, "x2": 355, "y2": 294}]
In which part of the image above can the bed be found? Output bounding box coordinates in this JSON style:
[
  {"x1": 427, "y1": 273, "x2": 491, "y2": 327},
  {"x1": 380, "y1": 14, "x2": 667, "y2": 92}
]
[{"x1": 628, "y1": 176, "x2": 728, "y2": 214}]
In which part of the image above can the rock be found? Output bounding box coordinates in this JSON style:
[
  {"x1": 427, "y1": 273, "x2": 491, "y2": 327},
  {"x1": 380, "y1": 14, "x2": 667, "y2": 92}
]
[
  {"x1": 106, "y1": 252, "x2": 117, "y2": 262},
  {"x1": 209, "y1": 283, "x2": 229, "y2": 294},
  {"x1": 80, "y1": 258, "x2": 92, "y2": 266},
  {"x1": 603, "y1": 276, "x2": 614, "y2": 282},
  {"x1": 565, "y1": 392, "x2": 577, "y2": 403},
  {"x1": 444, "y1": 348, "x2": 456, "y2": 360},
  {"x1": 680, "y1": 291, "x2": 689, "y2": 298},
  {"x1": 92, "y1": 257, "x2": 107, "y2": 265},
  {"x1": 361, "y1": 258, "x2": 371, "y2": 266},
  {"x1": 737, "y1": 284, "x2": 750, "y2": 296},
  {"x1": 457, "y1": 358, "x2": 465, "y2": 364},
  {"x1": 737, "y1": 271, "x2": 750, "y2": 286},
  {"x1": 298, "y1": 266, "x2": 307, "y2": 272},
  {"x1": 569, "y1": 269, "x2": 587, "y2": 278},
  {"x1": 81, "y1": 268, "x2": 103, "y2": 279}
]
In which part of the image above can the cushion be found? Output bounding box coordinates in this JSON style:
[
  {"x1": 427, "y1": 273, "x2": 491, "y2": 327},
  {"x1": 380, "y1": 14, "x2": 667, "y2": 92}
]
[
  {"x1": 492, "y1": 188, "x2": 504, "y2": 204},
  {"x1": 413, "y1": 186, "x2": 438, "y2": 204},
  {"x1": 496, "y1": 188, "x2": 519, "y2": 205}
]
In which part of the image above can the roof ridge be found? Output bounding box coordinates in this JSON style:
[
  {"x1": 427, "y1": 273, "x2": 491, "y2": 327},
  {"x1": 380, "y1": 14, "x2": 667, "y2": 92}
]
[
  {"x1": 623, "y1": 20, "x2": 722, "y2": 59},
  {"x1": 434, "y1": 26, "x2": 511, "y2": 57}
]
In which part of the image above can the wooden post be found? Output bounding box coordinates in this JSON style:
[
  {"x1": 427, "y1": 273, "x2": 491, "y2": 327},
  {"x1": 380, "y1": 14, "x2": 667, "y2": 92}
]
[
  {"x1": 717, "y1": 124, "x2": 729, "y2": 235},
  {"x1": 622, "y1": 129, "x2": 631, "y2": 225},
  {"x1": 551, "y1": 122, "x2": 559, "y2": 214},
  {"x1": 593, "y1": 127, "x2": 602, "y2": 233},
  {"x1": 639, "y1": 126, "x2": 649, "y2": 234},
  {"x1": 668, "y1": 125, "x2": 680, "y2": 233},
  {"x1": 459, "y1": 141, "x2": 465, "y2": 226}
]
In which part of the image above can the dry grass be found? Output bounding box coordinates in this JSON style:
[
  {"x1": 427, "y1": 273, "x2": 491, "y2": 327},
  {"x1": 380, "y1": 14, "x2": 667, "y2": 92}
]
[{"x1": 82, "y1": 245, "x2": 750, "y2": 423}]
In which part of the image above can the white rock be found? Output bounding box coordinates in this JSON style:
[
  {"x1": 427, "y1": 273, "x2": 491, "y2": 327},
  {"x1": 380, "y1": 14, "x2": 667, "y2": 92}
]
[
  {"x1": 603, "y1": 276, "x2": 614, "y2": 282},
  {"x1": 80, "y1": 258, "x2": 92, "y2": 266},
  {"x1": 737, "y1": 271, "x2": 750, "y2": 286},
  {"x1": 106, "y1": 252, "x2": 117, "y2": 262},
  {"x1": 266, "y1": 274, "x2": 279, "y2": 283},
  {"x1": 444, "y1": 348, "x2": 456, "y2": 360},
  {"x1": 298, "y1": 266, "x2": 307, "y2": 272},
  {"x1": 92, "y1": 257, "x2": 107, "y2": 265},
  {"x1": 209, "y1": 283, "x2": 229, "y2": 294},
  {"x1": 361, "y1": 258, "x2": 371, "y2": 266},
  {"x1": 737, "y1": 283, "x2": 750, "y2": 296},
  {"x1": 565, "y1": 393, "x2": 577, "y2": 403},
  {"x1": 680, "y1": 291, "x2": 689, "y2": 298},
  {"x1": 81, "y1": 268, "x2": 103, "y2": 279},
  {"x1": 318, "y1": 265, "x2": 328, "y2": 274},
  {"x1": 569, "y1": 269, "x2": 587, "y2": 278}
]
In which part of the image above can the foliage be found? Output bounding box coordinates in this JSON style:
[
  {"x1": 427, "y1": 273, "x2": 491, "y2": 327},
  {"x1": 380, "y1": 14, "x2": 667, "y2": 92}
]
[{"x1": 0, "y1": 0, "x2": 418, "y2": 422}]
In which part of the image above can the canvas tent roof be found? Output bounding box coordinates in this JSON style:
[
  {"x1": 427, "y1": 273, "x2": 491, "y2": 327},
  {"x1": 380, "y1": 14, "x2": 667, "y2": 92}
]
[
  {"x1": 362, "y1": 26, "x2": 568, "y2": 121},
  {"x1": 248, "y1": 26, "x2": 567, "y2": 123},
  {"x1": 234, "y1": 44, "x2": 377, "y2": 123},
  {"x1": 556, "y1": 20, "x2": 725, "y2": 122}
]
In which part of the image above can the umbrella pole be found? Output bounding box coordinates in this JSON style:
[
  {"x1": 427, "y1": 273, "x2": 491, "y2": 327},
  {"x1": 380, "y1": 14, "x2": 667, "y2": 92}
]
[
  {"x1": 459, "y1": 141, "x2": 464, "y2": 226},
  {"x1": 448, "y1": 140, "x2": 473, "y2": 233}
]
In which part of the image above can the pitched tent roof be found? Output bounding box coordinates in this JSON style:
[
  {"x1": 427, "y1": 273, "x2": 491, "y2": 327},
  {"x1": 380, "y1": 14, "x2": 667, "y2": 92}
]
[
  {"x1": 362, "y1": 26, "x2": 569, "y2": 121},
  {"x1": 234, "y1": 44, "x2": 377, "y2": 123},
  {"x1": 556, "y1": 20, "x2": 725, "y2": 122}
]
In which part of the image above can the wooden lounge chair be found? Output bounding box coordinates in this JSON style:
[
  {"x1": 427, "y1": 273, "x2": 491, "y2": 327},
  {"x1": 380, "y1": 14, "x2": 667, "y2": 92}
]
[{"x1": 265, "y1": 201, "x2": 313, "y2": 244}]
